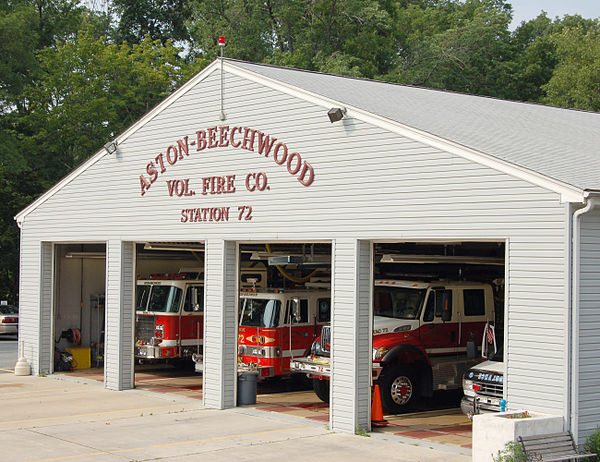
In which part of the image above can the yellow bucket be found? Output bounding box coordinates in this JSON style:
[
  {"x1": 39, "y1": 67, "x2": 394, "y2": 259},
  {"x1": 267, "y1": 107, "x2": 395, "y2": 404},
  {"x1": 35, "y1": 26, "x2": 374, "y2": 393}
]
[{"x1": 65, "y1": 347, "x2": 91, "y2": 370}]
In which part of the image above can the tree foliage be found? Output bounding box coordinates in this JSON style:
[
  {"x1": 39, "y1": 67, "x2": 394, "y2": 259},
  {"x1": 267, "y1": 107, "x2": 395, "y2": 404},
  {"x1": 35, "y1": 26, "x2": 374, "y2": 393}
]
[
  {"x1": 23, "y1": 30, "x2": 187, "y2": 181},
  {"x1": 110, "y1": 0, "x2": 193, "y2": 45},
  {"x1": 544, "y1": 26, "x2": 600, "y2": 111},
  {"x1": 1, "y1": 0, "x2": 600, "y2": 302}
]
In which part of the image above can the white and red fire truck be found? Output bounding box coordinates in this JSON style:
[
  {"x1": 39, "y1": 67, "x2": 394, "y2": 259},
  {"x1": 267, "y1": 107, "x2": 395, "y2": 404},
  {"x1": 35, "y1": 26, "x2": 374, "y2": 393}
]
[
  {"x1": 135, "y1": 273, "x2": 204, "y2": 364},
  {"x1": 292, "y1": 279, "x2": 495, "y2": 413},
  {"x1": 238, "y1": 286, "x2": 331, "y2": 379}
]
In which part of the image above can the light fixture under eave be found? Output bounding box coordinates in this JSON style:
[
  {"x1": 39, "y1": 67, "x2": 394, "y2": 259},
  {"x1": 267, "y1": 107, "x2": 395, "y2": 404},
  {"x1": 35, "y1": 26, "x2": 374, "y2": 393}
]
[
  {"x1": 328, "y1": 107, "x2": 346, "y2": 123},
  {"x1": 104, "y1": 140, "x2": 118, "y2": 155}
]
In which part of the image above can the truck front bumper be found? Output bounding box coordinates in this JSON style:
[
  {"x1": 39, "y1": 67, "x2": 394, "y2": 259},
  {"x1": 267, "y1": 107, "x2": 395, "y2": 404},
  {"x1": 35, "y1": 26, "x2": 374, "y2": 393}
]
[
  {"x1": 136, "y1": 345, "x2": 160, "y2": 359},
  {"x1": 237, "y1": 361, "x2": 275, "y2": 379},
  {"x1": 461, "y1": 396, "x2": 501, "y2": 419},
  {"x1": 290, "y1": 356, "x2": 331, "y2": 377},
  {"x1": 135, "y1": 345, "x2": 177, "y2": 360}
]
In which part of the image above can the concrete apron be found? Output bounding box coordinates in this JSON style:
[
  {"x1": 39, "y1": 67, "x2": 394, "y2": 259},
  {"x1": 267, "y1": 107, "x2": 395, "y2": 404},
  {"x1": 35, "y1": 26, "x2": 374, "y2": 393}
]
[
  {"x1": 0, "y1": 371, "x2": 472, "y2": 462},
  {"x1": 61, "y1": 367, "x2": 472, "y2": 456}
]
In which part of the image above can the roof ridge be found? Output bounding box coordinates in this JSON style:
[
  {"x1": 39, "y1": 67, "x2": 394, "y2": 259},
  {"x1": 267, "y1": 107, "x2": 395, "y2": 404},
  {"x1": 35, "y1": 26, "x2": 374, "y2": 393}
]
[{"x1": 225, "y1": 58, "x2": 600, "y2": 116}]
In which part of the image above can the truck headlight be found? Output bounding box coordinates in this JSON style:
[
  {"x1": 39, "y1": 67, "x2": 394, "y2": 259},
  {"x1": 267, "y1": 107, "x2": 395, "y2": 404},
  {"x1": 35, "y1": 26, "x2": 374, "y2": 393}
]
[
  {"x1": 154, "y1": 324, "x2": 164, "y2": 338},
  {"x1": 310, "y1": 341, "x2": 321, "y2": 355},
  {"x1": 463, "y1": 378, "x2": 475, "y2": 397},
  {"x1": 373, "y1": 347, "x2": 389, "y2": 361}
]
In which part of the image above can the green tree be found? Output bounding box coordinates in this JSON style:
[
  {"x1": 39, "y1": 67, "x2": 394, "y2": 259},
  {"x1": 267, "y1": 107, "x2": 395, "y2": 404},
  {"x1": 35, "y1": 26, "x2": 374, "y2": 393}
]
[
  {"x1": 505, "y1": 13, "x2": 600, "y2": 103},
  {"x1": 385, "y1": 0, "x2": 514, "y2": 96},
  {"x1": 21, "y1": 30, "x2": 192, "y2": 182},
  {"x1": 0, "y1": 3, "x2": 39, "y2": 110},
  {"x1": 543, "y1": 26, "x2": 600, "y2": 111},
  {"x1": 187, "y1": 0, "x2": 393, "y2": 78},
  {"x1": 111, "y1": 0, "x2": 193, "y2": 45}
]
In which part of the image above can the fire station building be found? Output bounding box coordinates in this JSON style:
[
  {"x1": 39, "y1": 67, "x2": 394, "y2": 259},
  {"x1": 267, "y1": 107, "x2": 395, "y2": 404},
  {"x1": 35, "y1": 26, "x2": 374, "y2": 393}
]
[{"x1": 15, "y1": 59, "x2": 600, "y2": 442}]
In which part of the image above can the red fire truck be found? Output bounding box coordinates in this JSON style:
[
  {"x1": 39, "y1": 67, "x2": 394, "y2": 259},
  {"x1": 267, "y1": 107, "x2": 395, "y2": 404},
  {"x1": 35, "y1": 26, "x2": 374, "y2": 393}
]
[
  {"x1": 135, "y1": 273, "x2": 204, "y2": 364},
  {"x1": 291, "y1": 279, "x2": 495, "y2": 413},
  {"x1": 238, "y1": 286, "x2": 331, "y2": 379}
]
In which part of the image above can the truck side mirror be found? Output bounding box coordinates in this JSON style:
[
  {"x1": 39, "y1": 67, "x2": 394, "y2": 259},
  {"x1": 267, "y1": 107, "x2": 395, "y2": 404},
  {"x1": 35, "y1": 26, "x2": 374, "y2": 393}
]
[
  {"x1": 435, "y1": 291, "x2": 452, "y2": 322},
  {"x1": 442, "y1": 307, "x2": 452, "y2": 322},
  {"x1": 292, "y1": 297, "x2": 301, "y2": 322}
]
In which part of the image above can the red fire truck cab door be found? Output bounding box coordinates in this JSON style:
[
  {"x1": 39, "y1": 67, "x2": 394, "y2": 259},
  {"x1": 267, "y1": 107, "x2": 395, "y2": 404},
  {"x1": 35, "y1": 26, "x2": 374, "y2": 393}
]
[
  {"x1": 420, "y1": 288, "x2": 459, "y2": 354},
  {"x1": 180, "y1": 285, "x2": 204, "y2": 347},
  {"x1": 282, "y1": 298, "x2": 314, "y2": 357}
]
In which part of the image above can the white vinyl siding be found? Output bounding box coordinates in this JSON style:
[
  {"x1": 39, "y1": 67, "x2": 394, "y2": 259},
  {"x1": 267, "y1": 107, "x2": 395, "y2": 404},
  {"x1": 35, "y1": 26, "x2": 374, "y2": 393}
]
[
  {"x1": 577, "y1": 213, "x2": 600, "y2": 441},
  {"x1": 331, "y1": 239, "x2": 372, "y2": 433},
  {"x1": 18, "y1": 228, "x2": 42, "y2": 374},
  {"x1": 104, "y1": 241, "x2": 135, "y2": 390},
  {"x1": 356, "y1": 240, "x2": 373, "y2": 429},
  {"x1": 203, "y1": 240, "x2": 237, "y2": 409},
  {"x1": 39, "y1": 242, "x2": 53, "y2": 374},
  {"x1": 17, "y1": 68, "x2": 571, "y2": 427}
]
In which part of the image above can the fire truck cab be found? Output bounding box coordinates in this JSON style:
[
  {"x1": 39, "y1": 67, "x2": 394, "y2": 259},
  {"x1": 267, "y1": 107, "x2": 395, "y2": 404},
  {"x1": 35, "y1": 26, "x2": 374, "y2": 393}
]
[
  {"x1": 292, "y1": 279, "x2": 496, "y2": 413},
  {"x1": 238, "y1": 287, "x2": 331, "y2": 379},
  {"x1": 135, "y1": 273, "x2": 204, "y2": 363}
]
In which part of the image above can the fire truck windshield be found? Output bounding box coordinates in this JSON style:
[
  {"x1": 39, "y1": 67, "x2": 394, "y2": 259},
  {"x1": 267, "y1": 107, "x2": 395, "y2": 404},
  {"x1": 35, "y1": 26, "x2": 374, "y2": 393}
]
[
  {"x1": 136, "y1": 285, "x2": 183, "y2": 313},
  {"x1": 374, "y1": 286, "x2": 426, "y2": 320},
  {"x1": 239, "y1": 299, "x2": 281, "y2": 328},
  {"x1": 136, "y1": 286, "x2": 151, "y2": 311}
]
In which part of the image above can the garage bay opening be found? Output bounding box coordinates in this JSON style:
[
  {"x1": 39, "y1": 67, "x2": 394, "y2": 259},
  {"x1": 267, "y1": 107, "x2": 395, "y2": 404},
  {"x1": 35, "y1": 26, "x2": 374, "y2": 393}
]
[
  {"x1": 52, "y1": 244, "x2": 106, "y2": 378},
  {"x1": 370, "y1": 241, "x2": 505, "y2": 443},
  {"x1": 292, "y1": 241, "x2": 505, "y2": 446},
  {"x1": 237, "y1": 242, "x2": 332, "y2": 422}
]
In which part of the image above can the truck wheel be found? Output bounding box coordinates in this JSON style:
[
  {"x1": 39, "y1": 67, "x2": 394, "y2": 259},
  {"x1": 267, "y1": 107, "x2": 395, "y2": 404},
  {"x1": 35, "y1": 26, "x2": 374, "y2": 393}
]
[
  {"x1": 379, "y1": 366, "x2": 417, "y2": 414},
  {"x1": 312, "y1": 378, "x2": 330, "y2": 403}
]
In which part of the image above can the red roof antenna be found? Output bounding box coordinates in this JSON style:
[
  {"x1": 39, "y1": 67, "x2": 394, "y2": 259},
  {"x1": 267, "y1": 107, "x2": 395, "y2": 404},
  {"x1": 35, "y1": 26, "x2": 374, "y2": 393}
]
[{"x1": 218, "y1": 36, "x2": 226, "y2": 57}]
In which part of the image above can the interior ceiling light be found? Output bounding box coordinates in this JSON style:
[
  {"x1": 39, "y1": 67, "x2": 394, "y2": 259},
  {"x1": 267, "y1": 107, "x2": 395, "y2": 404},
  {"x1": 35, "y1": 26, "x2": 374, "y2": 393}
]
[
  {"x1": 65, "y1": 252, "x2": 106, "y2": 259},
  {"x1": 327, "y1": 107, "x2": 346, "y2": 123},
  {"x1": 379, "y1": 254, "x2": 504, "y2": 265},
  {"x1": 143, "y1": 242, "x2": 204, "y2": 252}
]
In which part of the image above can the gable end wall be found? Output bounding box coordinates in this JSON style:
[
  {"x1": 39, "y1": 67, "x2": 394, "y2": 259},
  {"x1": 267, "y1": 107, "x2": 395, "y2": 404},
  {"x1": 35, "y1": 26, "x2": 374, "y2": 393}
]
[{"x1": 17, "y1": 69, "x2": 572, "y2": 416}]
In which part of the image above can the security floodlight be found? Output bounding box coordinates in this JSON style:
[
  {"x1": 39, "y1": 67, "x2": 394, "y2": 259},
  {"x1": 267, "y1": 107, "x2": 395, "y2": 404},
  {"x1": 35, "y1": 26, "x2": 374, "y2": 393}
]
[
  {"x1": 104, "y1": 140, "x2": 118, "y2": 155},
  {"x1": 328, "y1": 107, "x2": 346, "y2": 123}
]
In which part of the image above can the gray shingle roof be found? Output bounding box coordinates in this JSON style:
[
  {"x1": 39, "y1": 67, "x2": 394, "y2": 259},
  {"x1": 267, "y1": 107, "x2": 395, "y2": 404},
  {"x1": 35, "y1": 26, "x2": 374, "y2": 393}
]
[{"x1": 229, "y1": 59, "x2": 600, "y2": 192}]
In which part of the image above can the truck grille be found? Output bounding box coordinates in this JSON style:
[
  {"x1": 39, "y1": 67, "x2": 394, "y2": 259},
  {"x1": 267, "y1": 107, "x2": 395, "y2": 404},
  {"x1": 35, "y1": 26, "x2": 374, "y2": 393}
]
[
  {"x1": 320, "y1": 325, "x2": 331, "y2": 353},
  {"x1": 476, "y1": 382, "x2": 503, "y2": 398},
  {"x1": 136, "y1": 314, "x2": 155, "y2": 344}
]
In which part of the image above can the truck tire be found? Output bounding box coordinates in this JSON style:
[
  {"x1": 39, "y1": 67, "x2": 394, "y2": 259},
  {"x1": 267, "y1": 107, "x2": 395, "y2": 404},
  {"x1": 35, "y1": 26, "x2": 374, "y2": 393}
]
[
  {"x1": 312, "y1": 378, "x2": 330, "y2": 403},
  {"x1": 379, "y1": 365, "x2": 417, "y2": 414}
]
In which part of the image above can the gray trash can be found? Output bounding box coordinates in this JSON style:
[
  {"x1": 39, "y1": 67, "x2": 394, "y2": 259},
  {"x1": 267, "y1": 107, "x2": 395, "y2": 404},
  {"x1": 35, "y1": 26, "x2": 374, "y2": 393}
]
[{"x1": 237, "y1": 372, "x2": 257, "y2": 405}]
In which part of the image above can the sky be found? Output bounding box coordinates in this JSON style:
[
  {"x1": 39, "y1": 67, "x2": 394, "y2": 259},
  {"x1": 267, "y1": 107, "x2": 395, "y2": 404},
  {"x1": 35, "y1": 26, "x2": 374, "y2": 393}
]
[{"x1": 509, "y1": 0, "x2": 600, "y2": 29}]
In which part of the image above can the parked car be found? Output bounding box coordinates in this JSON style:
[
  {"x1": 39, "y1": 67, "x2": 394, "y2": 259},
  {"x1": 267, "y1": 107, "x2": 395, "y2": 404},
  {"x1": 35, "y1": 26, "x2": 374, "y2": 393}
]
[{"x1": 0, "y1": 305, "x2": 18, "y2": 336}]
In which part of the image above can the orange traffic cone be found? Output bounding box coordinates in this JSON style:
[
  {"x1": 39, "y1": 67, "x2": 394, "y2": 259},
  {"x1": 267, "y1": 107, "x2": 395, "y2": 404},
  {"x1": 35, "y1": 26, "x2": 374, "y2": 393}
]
[{"x1": 371, "y1": 384, "x2": 388, "y2": 427}]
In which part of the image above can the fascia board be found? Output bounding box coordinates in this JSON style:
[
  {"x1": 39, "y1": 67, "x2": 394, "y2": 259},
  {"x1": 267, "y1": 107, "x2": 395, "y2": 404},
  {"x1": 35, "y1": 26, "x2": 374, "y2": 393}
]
[
  {"x1": 225, "y1": 62, "x2": 585, "y2": 204},
  {"x1": 15, "y1": 60, "x2": 223, "y2": 226}
]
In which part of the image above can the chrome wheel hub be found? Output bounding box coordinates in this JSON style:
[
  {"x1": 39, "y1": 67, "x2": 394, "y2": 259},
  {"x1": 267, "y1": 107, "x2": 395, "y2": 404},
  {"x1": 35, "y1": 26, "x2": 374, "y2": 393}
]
[{"x1": 390, "y1": 375, "x2": 413, "y2": 405}]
